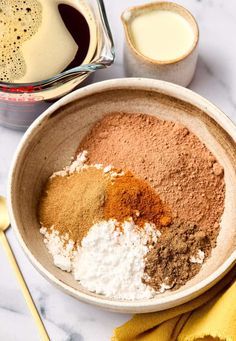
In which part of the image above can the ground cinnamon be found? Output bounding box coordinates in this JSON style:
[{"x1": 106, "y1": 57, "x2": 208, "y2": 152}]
[{"x1": 104, "y1": 172, "x2": 171, "y2": 228}]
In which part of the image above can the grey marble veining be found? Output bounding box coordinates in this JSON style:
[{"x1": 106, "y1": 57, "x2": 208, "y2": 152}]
[{"x1": 1, "y1": 0, "x2": 236, "y2": 340}]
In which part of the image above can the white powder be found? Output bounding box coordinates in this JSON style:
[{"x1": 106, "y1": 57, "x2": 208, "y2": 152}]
[
  {"x1": 73, "y1": 220, "x2": 159, "y2": 300},
  {"x1": 159, "y1": 283, "x2": 173, "y2": 293},
  {"x1": 51, "y1": 150, "x2": 123, "y2": 179},
  {"x1": 40, "y1": 219, "x2": 162, "y2": 300},
  {"x1": 51, "y1": 150, "x2": 88, "y2": 178},
  {"x1": 40, "y1": 227, "x2": 75, "y2": 272},
  {"x1": 190, "y1": 249, "x2": 205, "y2": 264},
  {"x1": 103, "y1": 165, "x2": 112, "y2": 173}
]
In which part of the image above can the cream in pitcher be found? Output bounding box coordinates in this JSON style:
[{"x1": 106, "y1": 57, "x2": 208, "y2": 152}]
[
  {"x1": 130, "y1": 9, "x2": 195, "y2": 62},
  {"x1": 122, "y1": 2, "x2": 199, "y2": 87}
]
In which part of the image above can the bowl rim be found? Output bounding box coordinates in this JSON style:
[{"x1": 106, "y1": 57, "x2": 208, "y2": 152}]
[{"x1": 7, "y1": 78, "x2": 236, "y2": 312}]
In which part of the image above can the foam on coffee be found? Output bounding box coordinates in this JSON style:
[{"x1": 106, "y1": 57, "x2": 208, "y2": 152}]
[
  {"x1": 0, "y1": 0, "x2": 42, "y2": 82},
  {"x1": 0, "y1": 0, "x2": 97, "y2": 83}
]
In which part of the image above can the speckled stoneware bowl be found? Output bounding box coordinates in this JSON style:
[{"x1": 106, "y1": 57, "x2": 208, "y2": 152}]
[
  {"x1": 122, "y1": 2, "x2": 199, "y2": 87},
  {"x1": 8, "y1": 78, "x2": 236, "y2": 313}
]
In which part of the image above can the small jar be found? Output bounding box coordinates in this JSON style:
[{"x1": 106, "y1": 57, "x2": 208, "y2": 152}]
[{"x1": 121, "y1": 2, "x2": 199, "y2": 87}]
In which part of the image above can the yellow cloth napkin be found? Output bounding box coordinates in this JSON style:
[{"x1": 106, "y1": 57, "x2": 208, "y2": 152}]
[{"x1": 113, "y1": 267, "x2": 236, "y2": 341}]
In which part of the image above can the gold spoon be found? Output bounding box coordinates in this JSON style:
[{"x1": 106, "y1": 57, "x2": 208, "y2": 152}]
[{"x1": 0, "y1": 196, "x2": 50, "y2": 341}]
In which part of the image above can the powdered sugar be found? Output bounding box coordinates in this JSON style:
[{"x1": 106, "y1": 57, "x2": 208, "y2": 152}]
[
  {"x1": 40, "y1": 219, "x2": 162, "y2": 300},
  {"x1": 40, "y1": 227, "x2": 75, "y2": 272},
  {"x1": 74, "y1": 220, "x2": 159, "y2": 300},
  {"x1": 51, "y1": 151, "x2": 88, "y2": 178},
  {"x1": 159, "y1": 283, "x2": 173, "y2": 293},
  {"x1": 190, "y1": 249, "x2": 205, "y2": 264},
  {"x1": 50, "y1": 150, "x2": 124, "y2": 179},
  {"x1": 40, "y1": 227, "x2": 75, "y2": 271}
]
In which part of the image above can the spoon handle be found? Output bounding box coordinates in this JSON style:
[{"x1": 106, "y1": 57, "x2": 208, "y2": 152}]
[{"x1": 0, "y1": 231, "x2": 50, "y2": 341}]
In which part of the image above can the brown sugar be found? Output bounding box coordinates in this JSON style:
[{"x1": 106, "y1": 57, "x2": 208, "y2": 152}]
[
  {"x1": 104, "y1": 172, "x2": 171, "y2": 228},
  {"x1": 39, "y1": 167, "x2": 109, "y2": 244}
]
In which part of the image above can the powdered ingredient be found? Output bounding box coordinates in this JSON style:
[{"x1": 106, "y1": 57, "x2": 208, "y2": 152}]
[
  {"x1": 39, "y1": 167, "x2": 109, "y2": 244},
  {"x1": 73, "y1": 219, "x2": 160, "y2": 299},
  {"x1": 143, "y1": 222, "x2": 211, "y2": 291},
  {"x1": 38, "y1": 111, "x2": 226, "y2": 297},
  {"x1": 40, "y1": 219, "x2": 164, "y2": 300},
  {"x1": 39, "y1": 156, "x2": 170, "y2": 245},
  {"x1": 40, "y1": 226, "x2": 75, "y2": 272},
  {"x1": 78, "y1": 112, "x2": 225, "y2": 249},
  {"x1": 104, "y1": 171, "x2": 171, "y2": 228}
]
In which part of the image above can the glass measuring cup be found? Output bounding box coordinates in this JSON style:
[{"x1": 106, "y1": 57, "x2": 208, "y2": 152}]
[{"x1": 0, "y1": 0, "x2": 114, "y2": 130}]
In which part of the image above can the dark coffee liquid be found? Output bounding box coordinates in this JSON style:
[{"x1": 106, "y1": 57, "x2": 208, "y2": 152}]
[{"x1": 58, "y1": 4, "x2": 91, "y2": 70}]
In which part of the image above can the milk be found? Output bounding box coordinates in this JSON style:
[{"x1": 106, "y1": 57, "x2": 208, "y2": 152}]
[{"x1": 130, "y1": 9, "x2": 195, "y2": 62}]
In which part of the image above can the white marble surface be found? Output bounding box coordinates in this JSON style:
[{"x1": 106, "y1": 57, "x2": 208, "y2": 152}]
[{"x1": 1, "y1": 0, "x2": 236, "y2": 340}]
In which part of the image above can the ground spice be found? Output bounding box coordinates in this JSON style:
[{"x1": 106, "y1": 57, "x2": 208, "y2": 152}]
[
  {"x1": 39, "y1": 167, "x2": 109, "y2": 244},
  {"x1": 39, "y1": 165, "x2": 170, "y2": 243},
  {"x1": 78, "y1": 112, "x2": 225, "y2": 249},
  {"x1": 143, "y1": 222, "x2": 211, "y2": 291},
  {"x1": 104, "y1": 171, "x2": 171, "y2": 228}
]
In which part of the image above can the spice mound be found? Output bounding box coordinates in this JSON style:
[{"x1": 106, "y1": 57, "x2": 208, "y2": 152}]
[
  {"x1": 39, "y1": 167, "x2": 108, "y2": 244},
  {"x1": 104, "y1": 171, "x2": 171, "y2": 228},
  {"x1": 38, "y1": 112, "x2": 225, "y2": 301}
]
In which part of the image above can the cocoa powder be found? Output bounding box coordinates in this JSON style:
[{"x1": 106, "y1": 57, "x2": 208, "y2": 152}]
[{"x1": 78, "y1": 112, "x2": 225, "y2": 249}]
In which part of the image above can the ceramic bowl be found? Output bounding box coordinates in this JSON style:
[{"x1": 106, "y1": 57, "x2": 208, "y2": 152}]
[
  {"x1": 8, "y1": 78, "x2": 236, "y2": 313},
  {"x1": 122, "y1": 2, "x2": 199, "y2": 87}
]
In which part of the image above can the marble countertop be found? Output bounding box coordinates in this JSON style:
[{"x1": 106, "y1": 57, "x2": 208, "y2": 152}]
[{"x1": 1, "y1": 0, "x2": 236, "y2": 340}]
